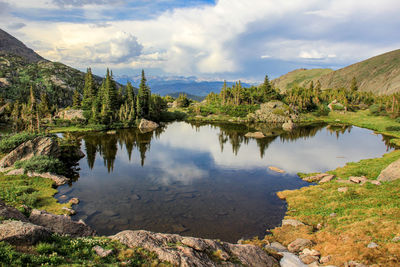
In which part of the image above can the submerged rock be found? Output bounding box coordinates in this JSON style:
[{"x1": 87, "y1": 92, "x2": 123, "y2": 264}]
[
  {"x1": 0, "y1": 136, "x2": 59, "y2": 168},
  {"x1": 138, "y1": 119, "x2": 159, "y2": 133},
  {"x1": 111, "y1": 230, "x2": 278, "y2": 266},
  {"x1": 29, "y1": 209, "x2": 95, "y2": 237}
]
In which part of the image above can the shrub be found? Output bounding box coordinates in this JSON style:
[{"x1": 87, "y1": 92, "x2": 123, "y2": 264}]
[
  {"x1": 313, "y1": 105, "x2": 330, "y2": 117},
  {"x1": 385, "y1": 126, "x2": 400, "y2": 132},
  {"x1": 0, "y1": 132, "x2": 42, "y2": 153},
  {"x1": 369, "y1": 104, "x2": 386, "y2": 116},
  {"x1": 14, "y1": 156, "x2": 64, "y2": 175}
]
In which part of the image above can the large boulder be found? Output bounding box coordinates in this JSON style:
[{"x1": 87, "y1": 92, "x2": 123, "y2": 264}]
[
  {"x1": 0, "y1": 136, "x2": 60, "y2": 168},
  {"x1": 0, "y1": 200, "x2": 29, "y2": 222},
  {"x1": 138, "y1": 119, "x2": 159, "y2": 133},
  {"x1": 378, "y1": 158, "x2": 400, "y2": 181},
  {"x1": 29, "y1": 209, "x2": 95, "y2": 237},
  {"x1": 56, "y1": 109, "x2": 85, "y2": 121},
  {"x1": 0, "y1": 220, "x2": 51, "y2": 245},
  {"x1": 111, "y1": 230, "x2": 278, "y2": 267},
  {"x1": 248, "y1": 100, "x2": 297, "y2": 123}
]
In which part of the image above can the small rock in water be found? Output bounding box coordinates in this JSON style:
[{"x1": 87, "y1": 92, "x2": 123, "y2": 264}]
[
  {"x1": 59, "y1": 195, "x2": 68, "y2": 200},
  {"x1": 62, "y1": 207, "x2": 76, "y2": 215},
  {"x1": 93, "y1": 245, "x2": 113, "y2": 257},
  {"x1": 367, "y1": 242, "x2": 379, "y2": 248},
  {"x1": 69, "y1": 198, "x2": 80, "y2": 205},
  {"x1": 268, "y1": 166, "x2": 285, "y2": 173}
]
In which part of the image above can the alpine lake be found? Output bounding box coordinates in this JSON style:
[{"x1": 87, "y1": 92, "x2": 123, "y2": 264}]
[{"x1": 56, "y1": 122, "x2": 394, "y2": 243}]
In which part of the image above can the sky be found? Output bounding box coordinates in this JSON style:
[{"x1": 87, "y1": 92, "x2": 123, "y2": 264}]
[{"x1": 1, "y1": 0, "x2": 400, "y2": 82}]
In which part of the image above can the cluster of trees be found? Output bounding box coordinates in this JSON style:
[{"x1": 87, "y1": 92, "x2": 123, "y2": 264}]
[
  {"x1": 205, "y1": 75, "x2": 280, "y2": 106},
  {"x1": 71, "y1": 68, "x2": 167, "y2": 125},
  {"x1": 283, "y1": 78, "x2": 375, "y2": 113}
]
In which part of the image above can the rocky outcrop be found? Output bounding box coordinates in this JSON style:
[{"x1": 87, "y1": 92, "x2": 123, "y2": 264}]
[
  {"x1": 0, "y1": 220, "x2": 51, "y2": 245},
  {"x1": 138, "y1": 119, "x2": 159, "y2": 133},
  {"x1": 0, "y1": 200, "x2": 29, "y2": 222},
  {"x1": 244, "y1": 132, "x2": 265, "y2": 138},
  {"x1": 56, "y1": 109, "x2": 85, "y2": 121},
  {"x1": 111, "y1": 230, "x2": 278, "y2": 267},
  {"x1": 248, "y1": 100, "x2": 297, "y2": 123},
  {"x1": 0, "y1": 136, "x2": 60, "y2": 168},
  {"x1": 378, "y1": 158, "x2": 400, "y2": 181},
  {"x1": 29, "y1": 209, "x2": 95, "y2": 237},
  {"x1": 287, "y1": 238, "x2": 313, "y2": 253}
]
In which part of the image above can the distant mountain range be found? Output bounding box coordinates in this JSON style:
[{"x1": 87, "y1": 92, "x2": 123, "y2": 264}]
[
  {"x1": 116, "y1": 75, "x2": 252, "y2": 97},
  {"x1": 272, "y1": 49, "x2": 400, "y2": 94}
]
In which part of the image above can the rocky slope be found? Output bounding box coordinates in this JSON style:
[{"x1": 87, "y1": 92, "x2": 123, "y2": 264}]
[{"x1": 273, "y1": 49, "x2": 400, "y2": 95}]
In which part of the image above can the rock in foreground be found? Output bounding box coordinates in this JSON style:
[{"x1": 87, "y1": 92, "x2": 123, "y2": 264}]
[
  {"x1": 138, "y1": 119, "x2": 159, "y2": 133},
  {"x1": 0, "y1": 220, "x2": 51, "y2": 245},
  {"x1": 378, "y1": 158, "x2": 400, "y2": 181},
  {"x1": 29, "y1": 209, "x2": 95, "y2": 237},
  {"x1": 111, "y1": 230, "x2": 278, "y2": 266}
]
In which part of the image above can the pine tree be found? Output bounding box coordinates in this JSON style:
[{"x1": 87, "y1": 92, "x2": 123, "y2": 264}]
[
  {"x1": 38, "y1": 92, "x2": 50, "y2": 118},
  {"x1": 27, "y1": 86, "x2": 37, "y2": 132},
  {"x1": 136, "y1": 70, "x2": 151, "y2": 119},
  {"x1": 350, "y1": 77, "x2": 358, "y2": 92},
  {"x1": 100, "y1": 69, "x2": 118, "y2": 124},
  {"x1": 72, "y1": 89, "x2": 81, "y2": 108},
  {"x1": 82, "y1": 68, "x2": 97, "y2": 110}
]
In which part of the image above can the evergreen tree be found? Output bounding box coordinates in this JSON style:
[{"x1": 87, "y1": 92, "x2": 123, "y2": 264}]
[
  {"x1": 100, "y1": 69, "x2": 118, "y2": 124},
  {"x1": 82, "y1": 68, "x2": 96, "y2": 110},
  {"x1": 27, "y1": 86, "x2": 38, "y2": 132},
  {"x1": 72, "y1": 89, "x2": 81, "y2": 108},
  {"x1": 350, "y1": 77, "x2": 358, "y2": 92},
  {"x1": 38, "y1": 92, "x2": 50, "y2": 118},
  {"x1": 136, "y1": 70, "x2": 151, "y2": 119}
]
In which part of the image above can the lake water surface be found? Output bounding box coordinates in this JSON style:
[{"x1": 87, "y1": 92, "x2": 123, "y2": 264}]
[{"x1": 56, "y1": 122, "x2": 393, "y2": 242}]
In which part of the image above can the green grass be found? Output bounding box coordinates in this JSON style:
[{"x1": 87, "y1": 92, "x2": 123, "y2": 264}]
[
  {"x1": 0, "y1": 172, "x2": 71, "y2": 215},
  {"x1": 48, "y1": 124, "x2": 108, "y2": 133},
  {"x1": 0, "y1": 132, "x2": 43, "y2": 154},
  {"x1": 0, "y1": 235, "x2": 169, "y2": 266},
  {"x1": 14, "y1": 155, "x2": 64, "y2": 175}
]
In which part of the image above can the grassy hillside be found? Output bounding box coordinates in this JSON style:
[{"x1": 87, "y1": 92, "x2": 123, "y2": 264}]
[
  {"x1": 317, "y1": 49, "x2": 400, "y2": 95},
  {"x1": 273, "y1": 49, "x2": 400, "y2": 95},
  {"x1": 272, "y1": 68, "x2": 333, "y2": 92}
]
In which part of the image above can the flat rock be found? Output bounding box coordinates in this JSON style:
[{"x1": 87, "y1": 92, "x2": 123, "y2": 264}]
[
  {"x1": 282, "y1": 219, "x2": 305, "y2": 227},
  {"x1": 138, "y1": 119, "x2": 159, "y2": 133},
  {"x1": 287, "y1": 238, "x2": 313, "y2": 253},
  {"x1": 245, "y1": 132, "x2": 265, "y2": 138},
  {"x1": 111, "y1": 230, "x2": 278, "y2": 267},
  {"x1": 302, "y1": 173, "x2": 330, "y2": 183},
  {"x1": 369, "y1": 180, "x2": 381, "y2": 185},
  {"x1": 299, "y1": 254, "x2": 319, "y2": 264},
  {"x1": 27, "y1": 172, "x2": 69, "y2": 186},
  {"x1": 265, "y1": 242, "x2": 288, "y2": 252},
  {"x1": 349, "y1": 176, "x2": 367, "y2": 184},
  {"x1": 378, "y1": 158, "x2": 400, "y2": 181},
  {"x1": 320, "y1": 255, "x2": 332, "y2": 264},
  {"x1": 367, "y1": 242, "x2": 378, "y2": 248},
  {"x1": 319, "y1": 174, "x2": 335, "y2": 183},
  {"x1": 0, "y1": 200, "x2": 29, "y2": 222},
  {"x1": 0, "y1": 136, "x2": 59, "y2": 168},
  {"x1": 5, "y1": 168, "x2": 25, "y2": 176},
  {"x1": 29, "y1": 209, "x2": 95, "y2": 237},
  {"x1": 301, "y1": 248, "x2": 320, "y2": 257},
  {"x1": 269, "y1": 166, "x2": 285, "y2": 173},
  {"x1": 0, "y1": 220, "x2": 51, "y2": 245},
  {"x1": 280, "y1": 252, "x2": 307, "y2": 267}
]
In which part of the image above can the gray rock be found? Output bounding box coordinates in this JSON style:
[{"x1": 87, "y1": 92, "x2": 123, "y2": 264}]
[
  {"x1": 29, "y1": 209, "x2": 95, "y2": 237},
  {"x1": 62, "y1": 207, "x2": 76, "y2": 215},
  {"x1": 280, "y1": 252, "x2": 307, "y2": 267},
  {"x1": 0, "y1": 220, "x2": 51, "y2": 245},
  {"x1": 0, "y1": 136, "x2": 60, "y2": 168},
  {"x1": 69, "y1": 198, "x2": 80, "y2": 205},
  {"x1": 265, "y1": 241, "x2": 288, "y2": 252},
  {"x1": 247, "y1": 100, "x2": 296, "y2": 123},
  {"x1": 301, "y1": 248, "x2": 320, "y2": 257},
  {"x1": 282, "y1": 219, "x2": 305, "y2": 227},
  {"x1": 0, "y1": 200, "x2": 29, "y2": 222},
  {"x1": 299, "y1": 254, "x2": 319, "y2": 264},
  {"x1": 138, "y1": 119, "x2": 159, "y2": 133},
  {"x1": 303, "y1": 173, "x2": 330, "y2": 183},
  {"x1": 319, "y1": 174, "x2": 335, "y2": 183},
  {"x1": 369, "y1": 180, "x2": 381, "y2": 185},
  {"x1": 287, "y1": 238, "x2": 313, "y2": 253},
  {"x1": 349, "y1": 176, "x2": 367, "y2": 184},
  {"x1": 367, "y1": 242, "x2": 378, "y2": 248},
  {"x1": 378, "y1": 158, "x2": 400, "y2": 181},
  {"x1": 245, "y1": 132, "x2": 265, "y2": 138},
  {"x1": 27, "y1": 172, "x2": 69, "y2": 186},
  {"x1": 320, "y1": 255, "x2": 332, "y2": 264},
  {"x1": 111, "y1": 230, "x2": 278, "y2": 267},
  {"x1": 93, "y1": 245, "x2": 113, "y2": 258}
]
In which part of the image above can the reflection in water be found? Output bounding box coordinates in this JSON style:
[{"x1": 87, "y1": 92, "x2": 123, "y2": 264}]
[{"x1": 57, "y1": 122, "x2": 393, "y2": 242}]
